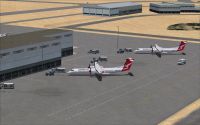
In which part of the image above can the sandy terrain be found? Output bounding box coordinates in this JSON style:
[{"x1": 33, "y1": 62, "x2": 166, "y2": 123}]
[
  {"x1": 0, "y1": 0, "x2": 199, "y2": 39},
  {"x1": 0, "y1": 1, "x2": 73, "y2": 13}
]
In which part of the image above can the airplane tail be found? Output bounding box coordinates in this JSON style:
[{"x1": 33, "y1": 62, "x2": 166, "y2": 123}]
[
  {"x1": 122, "y1": 58, "x2": 134, "y2": 72},
  {"x1": 177, "y1": 41, "x2": 186, "y2": 51}
]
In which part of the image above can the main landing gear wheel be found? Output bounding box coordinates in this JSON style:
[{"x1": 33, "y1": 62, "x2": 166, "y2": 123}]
[
  {"x1": 182, "y1": 52, "x2": 186, "y2": 55},
  {"x1": 128, "y1": 72, "x2": 134, "y2": 76}
]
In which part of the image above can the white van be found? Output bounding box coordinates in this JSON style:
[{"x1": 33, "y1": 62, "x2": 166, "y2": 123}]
[
  {"x1": 55, "y1": 67, "x2": 66, "y2": 73},
  {"x1": 0, "y1": 83, "x2": 15, "y2": 89}
]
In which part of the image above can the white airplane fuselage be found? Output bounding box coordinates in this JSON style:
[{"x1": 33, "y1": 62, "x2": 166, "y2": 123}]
[
  {"x1": 67, "y1": 66, "x2": 123, "y2": 76},
  {"x1": 134, "y1": 46, "x2": 179, "y2": 54},
  {"x1": 134, "y1": 41, "x2": 186, "y2": 56}
]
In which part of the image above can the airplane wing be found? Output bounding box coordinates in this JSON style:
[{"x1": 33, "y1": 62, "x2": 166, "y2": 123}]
[
  {"x1": 94, "y1": 62, "x2": 103, "y2": 74},
  {"x1": 155, "y1": 44, "x2": 162, "y2": 50}
]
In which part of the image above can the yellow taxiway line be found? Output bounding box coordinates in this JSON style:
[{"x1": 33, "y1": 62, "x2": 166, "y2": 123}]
[
  {"x1": 58, "y1": 28, "x2": 200, "y2": 44},
  {"x1": 158, "y1": 98, "x2": 200, "y2": 125}
]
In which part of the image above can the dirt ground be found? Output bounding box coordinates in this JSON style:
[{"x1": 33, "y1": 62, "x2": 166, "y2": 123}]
[{"x1": 0, "y1": 0, "x2": 199, "y2": 39}]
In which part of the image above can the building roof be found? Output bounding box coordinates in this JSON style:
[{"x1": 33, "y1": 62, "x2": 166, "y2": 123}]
[
  {"x1": 98, "y1": 2, "x2": 141, "y2": 9},
  {"x1": 0, "y1": 29, "x2": 72, "y2": 50},
  {"x1": 151, "y1": 2, "x2": 180, "y2": 7},
  {"x1": 83, "y1": 2, "x2": 141, "y2": 9},
  {"x1": 164, "y1": 2, "x2": 194, "y2": 6},
  {"x1": 151, "y1": 2, "x2": 194, "y2": 7}
]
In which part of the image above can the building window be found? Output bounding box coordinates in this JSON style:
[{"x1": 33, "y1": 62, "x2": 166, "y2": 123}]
[
  {"x1": 27, "y1": 47, "x2": 37, "y2": 51},
  {"x1": 64, "y1": 34, "x2": 72, "y2": 37},
  {"x1": 13, "y1": 49, "x2": 24, "y2": 54},
  {"x1": 55, "y1": 36, "x2": 62, "y2": 39},
  {"x1": 40, "y1": 44, "x2": 49, "y2": 48},
  {"x1": 52, "y1": 42, "x2": 60, "y2": 46},
  {"x1": 0, "y1": 52, "x2": 10, "y2": 57}
]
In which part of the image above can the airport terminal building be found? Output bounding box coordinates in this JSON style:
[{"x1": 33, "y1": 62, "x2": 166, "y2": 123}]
[
  {"x1": 150, "y1": 2, "x2": 200, "y2": 13},
  {"x1": 0, "y1": 29, "x2": 73, "y2": 82},
  {"x1": 83, "y1": 2, "x2": 142, "y2": 16}
]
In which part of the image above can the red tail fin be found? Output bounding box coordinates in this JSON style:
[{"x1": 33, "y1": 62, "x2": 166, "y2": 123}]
[
  {"x1": 122, "y1": 58, "x2": 134, "y2": 72},
  {"x1": 177, "y1": 41, "x2": 186, "y2": 51}
]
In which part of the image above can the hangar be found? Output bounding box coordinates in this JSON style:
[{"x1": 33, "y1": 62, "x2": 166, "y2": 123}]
[
  {"x1": 150, "y1": 2, "x2": 200, "y2": 13},
  {"x1": 83, "y1": 2, "x2": 142, "y2": 16},
  {"x1": 0, "y1": 29, "x2": 73, "y2": 82}
]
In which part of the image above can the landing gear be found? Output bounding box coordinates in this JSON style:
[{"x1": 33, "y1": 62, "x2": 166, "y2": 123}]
[
  {"x1": 128, "y1": 72, "x2": 134, "y2": 76},
  {"x1": 182, "y1": 52, "x2": 186, "y2": 55}
]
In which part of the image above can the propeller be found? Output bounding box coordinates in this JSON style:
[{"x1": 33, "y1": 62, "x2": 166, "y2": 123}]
[
  {"x1": 154, "y1": 45, "x2": 162, "y2": 58},
  {"x1": 150, "y1": 45, "x2": 153, "y2": 54},
  {"x1": 88, "y1": 64, "x2": 92, "y2": 77}
]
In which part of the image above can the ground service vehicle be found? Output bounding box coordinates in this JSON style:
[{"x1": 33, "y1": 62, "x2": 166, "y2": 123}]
[
  {"x1": 88, "y1": 49, "x2": 100, "y2": 54},
  {"x1": 0, "y1": 83, "x2": 15, "y2": 89},
  {"x1": 98, "y1": 56, "x2": 108, "y2": 61},
  {"x1": 177, "y1": 58, "x2": 187, "y2": 65}
]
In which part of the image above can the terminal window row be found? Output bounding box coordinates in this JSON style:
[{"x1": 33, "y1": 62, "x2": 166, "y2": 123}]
[
  {"x1": 64, "y1": 34, "x2": 72, "y2": 37},
  {"x1": 40, "y1": 44, "x2": 49, "y2": 48},
  {"x1": 13, "y1": 49, "x2": 24, "y2": 54},
  {"x1": 54, "y1": 34, "x2": 72, "y2": 39},
  {"x1": 0, "y1": 42, "x2": 61, "y2": 57},
  {"x1": 0, "y1": 52, "x2": 10, "y2": 57}
]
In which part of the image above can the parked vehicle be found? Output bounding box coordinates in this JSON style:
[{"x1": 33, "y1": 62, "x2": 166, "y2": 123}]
[
  {"x1": 98, "y1": 56, "x2": 108, "y2": 61},
  {"x1": 88, "y1": 49, "x2": 100, "y2": 54},
  {"x1": 0, "y1": 83, "x2": 15, "y2": 89},
  {"x1": 55, "y1": 67, "x2": 66, "y2": 73},
  {"x1": 177, "y1": 58, "x2": 187, "y2": 65},
  {"x1": 117, "y1": 48, "x2": 125, "y2": 54},
  {"x1": 90, "y1": 57, "x2": 99, "y2": 63},
  {"x1": 45, "y1": 68, "x2": 56, "y2": 76},
  {"x1": 124, "y1": 48, "x2": 133, "y2": 52}
]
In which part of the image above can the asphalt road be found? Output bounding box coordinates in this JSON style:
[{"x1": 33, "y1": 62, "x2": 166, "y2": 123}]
[{"x1": 0, "y1": 32, "x2": 199, "y2": 125}]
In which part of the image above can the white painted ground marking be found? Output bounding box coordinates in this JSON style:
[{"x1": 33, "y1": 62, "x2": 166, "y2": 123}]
[{"x1": 158, "y1": 98, "x2": 200, "y2": 125}]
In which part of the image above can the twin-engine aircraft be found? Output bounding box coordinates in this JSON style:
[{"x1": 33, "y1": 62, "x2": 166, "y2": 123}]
[
  {"x1": 67, "y1": 58, "x2": 134, "y2": 81},
  {"x1": 134, "y1": 41, "x2": 186, "y2": 58}
]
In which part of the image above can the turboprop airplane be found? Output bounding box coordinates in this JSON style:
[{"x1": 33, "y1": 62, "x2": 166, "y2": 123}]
[
  {"x1": 134, "y1": 41, "x2": 186, "y2": 58},
  {"x1": 67, "y1": 58, "x2": 134, "y2": 81}
]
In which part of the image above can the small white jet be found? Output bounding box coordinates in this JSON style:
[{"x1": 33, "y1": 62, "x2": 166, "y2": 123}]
[
  {"x1": 134, "y1": 41, "x2": 186, "y2": 58},
  {"x1": 67, "y1": 58, "x2": 134, "y2": 81}
]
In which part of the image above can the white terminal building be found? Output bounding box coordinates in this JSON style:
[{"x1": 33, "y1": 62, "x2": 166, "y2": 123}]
[
  {"x1": 83, "y1": 2, "x2": 142, "y2": 16},
  {"x1": 150, "y1": 2, "x2": 200, "y2": 13},
  {"x1": 0, "y1": 29, "x2": 73, "y2": 82}
]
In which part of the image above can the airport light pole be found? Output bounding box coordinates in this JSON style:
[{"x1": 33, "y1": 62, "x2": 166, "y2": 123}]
[
  {"x1": 0, "y1": 37, "x2": 1, "y2": 72},
  {"x1": 117, "y1": 26, "x2": 119, "y2": 49},
  {"x1": 42, "y1": 44, "x2": 44, "y2": 70}
]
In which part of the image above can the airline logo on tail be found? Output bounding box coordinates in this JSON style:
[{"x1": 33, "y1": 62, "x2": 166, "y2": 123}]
[
  {"x1": 122, "y1": 58, "x2": 134, "y2": 71},
  {"x1": 177, "y1": 41, "x2": 186, "y2": 51}
]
